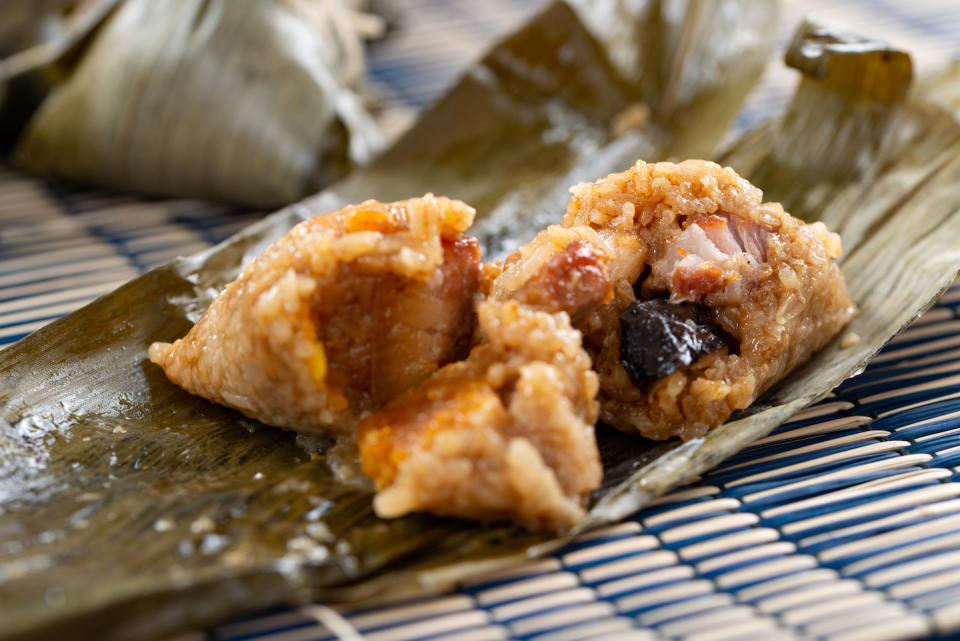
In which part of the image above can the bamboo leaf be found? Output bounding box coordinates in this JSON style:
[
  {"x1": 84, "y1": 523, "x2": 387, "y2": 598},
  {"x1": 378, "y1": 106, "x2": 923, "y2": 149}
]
[{"x1": 20, "y1": 6, "x2": 946, "y2": 641}]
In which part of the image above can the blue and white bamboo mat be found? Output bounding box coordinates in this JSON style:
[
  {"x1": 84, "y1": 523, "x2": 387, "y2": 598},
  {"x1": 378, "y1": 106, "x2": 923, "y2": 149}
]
[{"x1": 3, "y1": 1, "x2": 960, "y2": 640}]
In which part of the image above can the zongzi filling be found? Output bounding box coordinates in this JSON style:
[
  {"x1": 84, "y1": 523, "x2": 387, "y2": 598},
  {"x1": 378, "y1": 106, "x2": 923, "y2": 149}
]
[
  {"x1": 502, "y1": 237, "x2": 612, "y2": 323},
  {"x1": 619, "y1": 299, "x2": 729, "y2": 388},
  {"x1": 648, "y1": 212, "x2": 769, "y2": 303},
  {"x1": 313, "y1": 234, "x2": 480, "y2": 412}
]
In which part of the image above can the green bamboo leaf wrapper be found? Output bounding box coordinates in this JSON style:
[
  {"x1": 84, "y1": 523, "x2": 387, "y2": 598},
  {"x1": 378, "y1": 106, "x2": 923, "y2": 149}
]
[
  {"x1": 12, "y1": 0, "x2": 383, "y2": 208},
  {"x1": 0, "y1": 0, "x2": 119, "y2": 151},
  {"x1": 9, "y1": 6, "x2": 960, "y2": 641},
  {"x1": 316, "y1": 0, "x2": 777, "y2": 258}
]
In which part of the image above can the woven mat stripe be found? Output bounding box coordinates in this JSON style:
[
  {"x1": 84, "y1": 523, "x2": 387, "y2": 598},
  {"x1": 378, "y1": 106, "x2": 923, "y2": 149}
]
[
  {"x1": 2, "y1": 0, "x2": 959, "y2": 345},
  {"x1": 202, "y1": 288, "x2": 960, "y2": 638},
  {"x1": 0, "y1": 170, "x2": 262, "y2": 345},
  {"x1": 213, "y1": 298, "x2": 960, "y2": 641}
]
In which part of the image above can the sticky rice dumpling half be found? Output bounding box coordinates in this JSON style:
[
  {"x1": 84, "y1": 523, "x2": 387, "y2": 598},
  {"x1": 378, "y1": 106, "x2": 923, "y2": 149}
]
[
  {"x1": 563, "y1": 160, "x2": 856, "y2": 441},
  {"x1": 356, "y1": 226, "x2": 612, "y2": 531},
  {"x1": 149, "y1": 195, "x2": 481, "y2": 435}
]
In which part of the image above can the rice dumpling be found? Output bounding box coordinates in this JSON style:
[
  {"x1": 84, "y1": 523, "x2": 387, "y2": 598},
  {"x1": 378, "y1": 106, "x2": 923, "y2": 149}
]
[
  {"x1": 357, "y1": 227, "x2": 612, "y2": 530},
  {"x1": 148, "y1": 161, "x2": 854, "y2": 529},
  {"x1": 14, "y1": 0, "x2": 382, "y2": 207},
  {"x1": 564, "y1": 159, "x2": 856, "y2": 440},
  {"x1": 149, "y1": 195, "x2": 481, "y2": 435}
]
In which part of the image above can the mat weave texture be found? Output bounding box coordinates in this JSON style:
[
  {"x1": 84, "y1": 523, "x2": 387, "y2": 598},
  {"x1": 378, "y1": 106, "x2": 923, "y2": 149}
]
[{"x1": 204, "y1": 289, "x2": 960, "y2": 641}]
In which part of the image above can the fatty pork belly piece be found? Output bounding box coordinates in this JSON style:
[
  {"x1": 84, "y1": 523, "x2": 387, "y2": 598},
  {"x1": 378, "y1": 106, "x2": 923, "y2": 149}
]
[
  {"x1": 357, "y1": 229, "x2": 612, "y2": 530},
  {"x1": 149, "y1": 195, "x2": 481, "y2": 435},
  {"x1": 563, "y1": 159, "x2": 856, "y2": 441}
]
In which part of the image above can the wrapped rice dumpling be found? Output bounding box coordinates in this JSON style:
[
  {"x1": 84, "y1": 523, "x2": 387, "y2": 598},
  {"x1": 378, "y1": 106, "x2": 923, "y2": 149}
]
[
  {"x1": 14, "y1": 0, "x2": 382, "y2": 207},
  {"x1": 149, "y1": 195, "x2": 481, "y2": 435},
  {"x1": 357, "y1": 227, "x2": 612, "y2": 530},
  {"x1": 0, "y1": 0, "x2": 118, "y2": 150},
  {"x1": 564, "y1": 160, "x2": 855, "y2": 440}
]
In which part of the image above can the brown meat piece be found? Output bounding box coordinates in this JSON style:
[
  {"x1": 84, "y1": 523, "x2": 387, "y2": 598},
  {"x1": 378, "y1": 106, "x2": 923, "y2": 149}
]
[
  {"x1": 509, "y1": 240, "x2": 610, "y2": 324},
  {"x1": 149, "y1": 195, "x2": 481, "y2": 435},
  {"x1": 488, "y1": 225, "x2": 615, "y2": 318}
]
